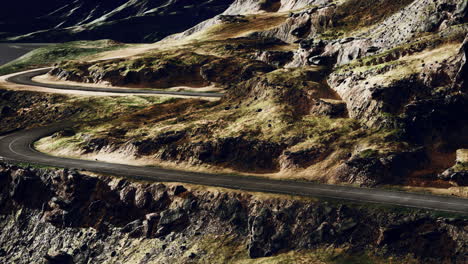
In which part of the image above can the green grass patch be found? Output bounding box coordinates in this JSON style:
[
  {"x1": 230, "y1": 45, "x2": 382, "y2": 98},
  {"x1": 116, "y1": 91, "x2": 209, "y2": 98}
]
[{"x1": 73, "y1": 95, "x2": 172, "y2": 122}]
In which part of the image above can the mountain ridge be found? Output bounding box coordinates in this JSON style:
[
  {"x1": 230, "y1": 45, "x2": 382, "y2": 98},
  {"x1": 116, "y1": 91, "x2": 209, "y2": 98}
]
[{"x1": 0, "y1": 0, "x2": 235, "y2": 43}]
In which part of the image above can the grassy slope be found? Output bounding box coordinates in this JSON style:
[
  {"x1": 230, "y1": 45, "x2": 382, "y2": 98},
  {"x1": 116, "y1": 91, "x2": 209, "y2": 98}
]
[{"x1": 0, "y1": 40, "x2": 127, "y2": 76}]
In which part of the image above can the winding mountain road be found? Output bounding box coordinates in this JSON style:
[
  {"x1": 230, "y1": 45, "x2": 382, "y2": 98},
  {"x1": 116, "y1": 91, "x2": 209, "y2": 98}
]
[
  {"x1": 5, "y1": 68, "x2": 224, "y2": 98},
  {"x1": 0, "y1": 123, "x2": 467, "y2": 215},
  {"x1": 1, "y1": 67, "x2": 467, "y2": 215}
]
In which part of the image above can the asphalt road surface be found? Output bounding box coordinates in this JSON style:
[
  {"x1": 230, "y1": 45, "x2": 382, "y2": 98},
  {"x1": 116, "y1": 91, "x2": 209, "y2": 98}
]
[
  {"x1": 1, "y1": 123, "x2": 467, "y2": 215},
  {"x1": 6, "y1": 68, "x2": 224, "y2": 98},
  {"x1": 0, "y1": 43, "x2": 52, "y2": 66}
]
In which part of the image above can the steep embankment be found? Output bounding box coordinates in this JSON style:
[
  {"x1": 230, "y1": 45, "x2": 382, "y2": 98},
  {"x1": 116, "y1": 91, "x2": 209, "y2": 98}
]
[{"x1": 0, "y1": 163, "x2": 466, "y2": 263}]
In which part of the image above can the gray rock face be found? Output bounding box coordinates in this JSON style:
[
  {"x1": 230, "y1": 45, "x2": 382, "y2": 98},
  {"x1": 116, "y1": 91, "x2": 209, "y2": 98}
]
[
  {"x1": 366, "y1": 0, "x2": 467, "y2": 49},
  {"x1": 221, "y1": 0, "x2": 266, "y2": 15},
  {"x1": 251, "y1": 4, "x2": 337, "y2": 43},
  {"x1": 324, "y1": 28, "x2": 467, "y2": 128},
  {"x1": 279, "y1": 0, "x2": 331, "y2": 12},
  {"x1": 327, "y1": 38, "x2": 374, "y2": 66},
  {"x1": 333, "y1": 148, "x2": 428, "y2": 186},
  {"x1": 288, "y1": 0, "x2": 466, "y2": 69},
  {"x1": 0, "y1": 163, "x2": 467, "y2": 263},
  {"x1": 134, "y1": 136, "x2": 287, "y2": 172},
  {"x1": 279, "y1": 0, "x2": 468, "y2": 72}
]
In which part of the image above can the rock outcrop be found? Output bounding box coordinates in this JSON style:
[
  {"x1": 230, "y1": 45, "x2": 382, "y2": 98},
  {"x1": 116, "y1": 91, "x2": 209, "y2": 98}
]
[
  {"x1": 133, "y1": 136, "x2": 287, "y2": 172},
  {"x1": 253, "y1": 4, "x2": 338, "y2": 43},
  {"x1": 333, "y1": 148, "x2": 428, "y2": 186},
  {"x1": 453, "y1": 34, "x2": 468, "y2": 92},
  {"x1": 365, "y1": 0, "x2": 467, "y2": 49},
  {"x1": 49, "y1": 52, "x2": 275, "y2": 89},
  {"x1": 278, "y1": 0, "x2": 330, "y2": 12},
  {"x1": 0, "y1": 163, "x2": 466, "y2": 263}
]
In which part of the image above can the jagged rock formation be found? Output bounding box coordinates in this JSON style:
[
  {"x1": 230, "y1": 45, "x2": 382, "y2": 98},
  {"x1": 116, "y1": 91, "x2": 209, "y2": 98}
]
[
  {"x1": 0, "y1": 163, "x2": 466, "y2": 263},
  {"x1": 439, "y1": 149, "x2": 468, "y2": 186}
]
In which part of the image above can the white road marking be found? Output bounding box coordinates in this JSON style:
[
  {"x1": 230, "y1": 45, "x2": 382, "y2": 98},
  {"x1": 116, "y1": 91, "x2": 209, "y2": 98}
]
[{"x1": 1, "y1": 123, "x2": 467, "y2": 215}]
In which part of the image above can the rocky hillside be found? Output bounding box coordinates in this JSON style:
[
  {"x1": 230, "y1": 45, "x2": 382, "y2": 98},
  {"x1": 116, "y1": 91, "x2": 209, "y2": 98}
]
[
  {"x1": 38, "y1": 0, "x2": 468, "y2": 191},
  {"x1": 1, "y1": 1, "x2": 468, "y2": 263},
  {"x1": 0, "y1": 0, "x2": 234, "y2": 43},
  {"x1": 0, "y1": 163, "x2": 466, "y2": 263}
]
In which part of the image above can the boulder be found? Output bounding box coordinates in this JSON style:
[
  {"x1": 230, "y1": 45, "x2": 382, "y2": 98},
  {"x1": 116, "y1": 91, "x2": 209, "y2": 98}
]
[
  {"x1": 254, "y1": 50, "x2": 294, "y2": 67},
  {"x1": 157, "y1": 208, "x2": 189, "y2": 236},
  {"x1": 173, "y1": 185, "x2": 188, "y2": 196},
  {"x1": 438, "y1": 168, "x2": 468, "y2": 186}
]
